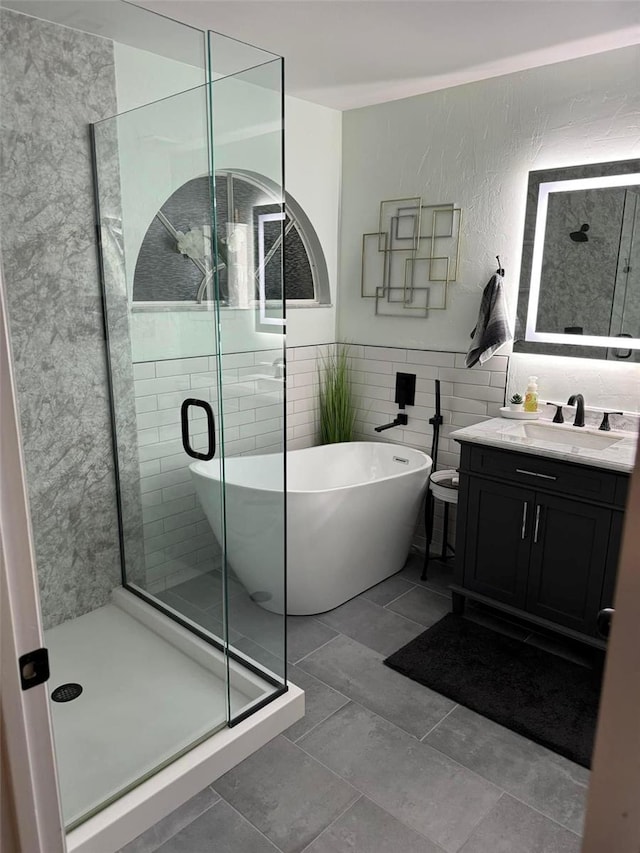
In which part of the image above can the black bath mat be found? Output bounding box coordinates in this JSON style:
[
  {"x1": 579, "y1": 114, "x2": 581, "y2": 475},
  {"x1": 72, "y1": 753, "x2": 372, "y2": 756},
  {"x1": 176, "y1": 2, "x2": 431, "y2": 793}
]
[{"x1": 384, "y1": 613, "x2": 601, "y2": 768}]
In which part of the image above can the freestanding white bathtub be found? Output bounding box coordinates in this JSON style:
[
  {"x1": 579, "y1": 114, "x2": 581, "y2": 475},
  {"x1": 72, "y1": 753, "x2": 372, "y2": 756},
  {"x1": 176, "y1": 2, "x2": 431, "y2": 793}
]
[{"x1": 190, "y1": 441, "x2": 431, "y2": 616}]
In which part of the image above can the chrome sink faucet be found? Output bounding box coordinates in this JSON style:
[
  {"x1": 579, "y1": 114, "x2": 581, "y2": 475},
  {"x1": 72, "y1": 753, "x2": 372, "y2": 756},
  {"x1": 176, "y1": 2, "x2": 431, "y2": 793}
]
[{"x1": 567, "y1": 394, "x2": 585, "y2": 427}]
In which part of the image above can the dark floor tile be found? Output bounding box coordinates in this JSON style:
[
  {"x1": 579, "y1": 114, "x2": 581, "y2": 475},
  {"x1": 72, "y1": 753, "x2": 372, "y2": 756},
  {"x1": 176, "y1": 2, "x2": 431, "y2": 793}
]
[
  {"x1": 119, "y1": 787, "x2": 219, "y2": 853},
  {"x1": 226, "y1": 598, "x2": 337, "y2": 666},
  {"x1": 284, "y1": 664, "x2": 349, "y2": 742},
  {"x1": 316, "y1": 597, "x2": 424, "y2": 656},
  {"x1": 166, "y1": 571, "x2": 224, "y2": 609},
  {"x1": 459, "y1": 794, "x2": 581, "y2": 853},
  {"x1": 400, "y1": 553, "x2": 454, "y2": 595},
  {"x1": 287, "y1": 616, "x2": 339, "y2": 663},
  {"x1": 305, "y1": 796, "x2": 444, "y2": 853},
  {"x1": 232, "y1": 637, "x2": 286, "y2": 680},
  {"x1": 360, "y1": 575, "x2": 416, "y2": 606},
  {"x1": 387, "y1": 586, "x2": 451, "y2": 628},
  {"x1": 214, "y1": 735, "x2": 358, "y2": 853},
  {"x1": 299, "y1": 702, "x2": 501, "y2": 853},
  {"x1": 425, "y1": 705, "x2": 589, "y2": 834},
  {"x1": 226, "y1": 594, "x2": 286, "y2": 658},
  {"x1": 155, "y1": 798, "x2": 278, "y2": 852},
  {"x1": 213, "y1": 567, "x2": 247, "y2": 601},
  {"x1": 300, "y1": 634, "x2": 454, "y2": 738},
  {"x1": 156, "y1": 590, "x2": 236, "y2": 642}
]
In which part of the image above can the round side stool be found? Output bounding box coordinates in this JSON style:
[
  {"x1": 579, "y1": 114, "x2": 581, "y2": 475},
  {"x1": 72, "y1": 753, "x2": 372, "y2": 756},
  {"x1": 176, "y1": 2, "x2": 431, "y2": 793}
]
[{"x1": 421, "y1": 469, "x2": 459, "y2": 580}]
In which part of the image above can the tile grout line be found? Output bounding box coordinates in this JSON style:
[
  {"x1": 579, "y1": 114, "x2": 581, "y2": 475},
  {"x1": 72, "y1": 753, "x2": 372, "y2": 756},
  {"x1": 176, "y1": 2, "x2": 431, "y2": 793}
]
[
  {"x1": 127, "y1": 795, "x2": 219, "y2": 853},
  {"x1": 297, "y1": 794, "x2": 364, "y2": 853},
  {"x1": 295, "y1": 698, "x2": 507, "y2": 803},
  {"x1": 379, "y1": 586, "x2": 419, "y2": 608},
  {"x1": 296, "y1": 645, "x2": 459, "y2": 743},
  {"x1": 366, "y1": 580, "x2": 417, "y2": 608},
  {"x1": 292, "y1": 630, "x2": 343, "y2": 665},
  {"x1": 290, "y1": 692, "x2": 351, "y2": 744},
  {"x1": 293, "y1": 724, "x2": 451, "y2": 853},
  {"x1": 455, "y1": 791, "x2": 507, "y2": 852},
  {"x1": 290, "y1": 696, "x2": 356, "y2": 744},
  {"x1": 382, "y1": 584, "x2": 451, "y2": 617},
  {"x1": 319, "y1": 602, "x2": 433, "y2": 637},
  {"x1": 498, "y1": 789, "x2": 585, "y2": 838},
  {"x1": 417, "y1": 714, "x2": 587, "y2": 837},
  {"x1": 420, "y1": 703, "x2": 459, "y2": 742},
  {"x1": 215, "y1": 796, "x2": 286, "y2": 852}
]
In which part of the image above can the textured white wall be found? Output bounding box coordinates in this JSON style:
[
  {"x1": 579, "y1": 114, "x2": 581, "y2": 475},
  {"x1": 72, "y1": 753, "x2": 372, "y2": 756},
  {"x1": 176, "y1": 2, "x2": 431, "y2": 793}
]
[{"x1": 338, "y1": 46, "x2": 640, "y2": 409}]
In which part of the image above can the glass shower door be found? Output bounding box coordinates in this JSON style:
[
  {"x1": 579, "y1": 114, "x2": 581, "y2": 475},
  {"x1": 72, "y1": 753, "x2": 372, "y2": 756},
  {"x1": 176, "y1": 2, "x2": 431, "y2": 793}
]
[
  {"x1": 92, "y1": 31, "x2": 287, "y2": 751},
  {"x1": 91, "y1": 83, "x2": 233, "y2": 822},
  {"x1": 208, "y1": 33, "x2": 287, "y2": 723}
]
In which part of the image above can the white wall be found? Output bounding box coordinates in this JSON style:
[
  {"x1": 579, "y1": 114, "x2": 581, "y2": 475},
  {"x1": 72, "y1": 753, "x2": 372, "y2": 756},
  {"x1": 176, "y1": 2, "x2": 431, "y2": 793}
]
[
  {"x1": 113, "y1": 44, "x2": 340, "y2": 361},
  {"x1": 338, "y1": 46, "x2": 640, "y2": 410}
]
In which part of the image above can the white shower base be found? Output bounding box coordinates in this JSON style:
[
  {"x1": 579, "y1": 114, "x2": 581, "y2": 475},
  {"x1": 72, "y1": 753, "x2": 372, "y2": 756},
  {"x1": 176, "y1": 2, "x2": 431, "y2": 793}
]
[{"x1": 45, "y1": 589, "x2": 303, "y2": 852}]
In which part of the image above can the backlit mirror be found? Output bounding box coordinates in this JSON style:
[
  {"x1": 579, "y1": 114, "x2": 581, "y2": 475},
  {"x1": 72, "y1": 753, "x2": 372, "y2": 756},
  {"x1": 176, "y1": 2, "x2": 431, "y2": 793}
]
[{"x1": 515, "y1": 158, "x2": 640, "y2": 361}]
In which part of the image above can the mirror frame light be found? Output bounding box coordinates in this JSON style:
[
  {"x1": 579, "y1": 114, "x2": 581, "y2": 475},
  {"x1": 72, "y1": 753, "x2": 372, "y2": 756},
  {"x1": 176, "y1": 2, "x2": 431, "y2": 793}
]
[
  {"x1": 526, "y1": 171, "x2": 640, "y2": 349},
  {"x1": 514, "y1": 158, "x2": 640, "y2": 360}
]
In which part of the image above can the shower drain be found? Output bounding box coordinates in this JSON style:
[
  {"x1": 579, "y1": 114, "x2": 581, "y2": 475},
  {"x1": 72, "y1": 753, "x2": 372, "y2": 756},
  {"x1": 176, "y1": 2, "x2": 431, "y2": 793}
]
[
  {"x1": 250, "y1": 591, "x2": 272, "y2": 603},
  {"x1": 51, "y1": 683, "x2": 83, "y2": 703}
]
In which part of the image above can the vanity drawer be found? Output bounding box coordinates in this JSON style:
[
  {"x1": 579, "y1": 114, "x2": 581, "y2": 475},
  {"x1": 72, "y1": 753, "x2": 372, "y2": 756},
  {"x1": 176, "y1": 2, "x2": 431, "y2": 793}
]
[{"x1": 464, "y1": 444, "x2": 623, "y2": 505}]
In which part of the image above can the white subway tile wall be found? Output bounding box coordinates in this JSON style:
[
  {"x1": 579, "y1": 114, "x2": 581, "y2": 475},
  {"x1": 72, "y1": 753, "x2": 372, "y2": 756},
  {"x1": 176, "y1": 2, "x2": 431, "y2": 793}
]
[
  {"x1": 349, "y1": 346, "x2": 506, "y2": 460},
  {"x1": 133, "y1": 347, "x2": 317, "y2": 593},
  {"x1": 133, "y1": 343, "x2": 505, "y2": 589},
  {"x1": 348, "y1": 345, "x2": 508, "y2": 552}
]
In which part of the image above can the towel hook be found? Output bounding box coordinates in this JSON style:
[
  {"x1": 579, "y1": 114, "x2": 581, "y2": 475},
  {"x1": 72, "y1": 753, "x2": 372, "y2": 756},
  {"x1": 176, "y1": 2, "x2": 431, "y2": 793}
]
[{"x1": 496, "y1": 255, "x2": 505, "y2": 276}]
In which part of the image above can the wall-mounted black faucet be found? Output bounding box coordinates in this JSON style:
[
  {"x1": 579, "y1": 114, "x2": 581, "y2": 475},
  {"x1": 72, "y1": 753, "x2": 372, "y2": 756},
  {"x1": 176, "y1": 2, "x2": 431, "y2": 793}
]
[
  {"x1": 374, "y1": 413, "x2": 408, "y2": 432},
  {"x1": 395, "y1": 373, "x2": 416, "y2": 409},
  {"x1": 567, "y1": 393, "x2": 585, "y2": 427},
  {"x1": 374, "y1": 372, "x2": 416, "y2": 432}
]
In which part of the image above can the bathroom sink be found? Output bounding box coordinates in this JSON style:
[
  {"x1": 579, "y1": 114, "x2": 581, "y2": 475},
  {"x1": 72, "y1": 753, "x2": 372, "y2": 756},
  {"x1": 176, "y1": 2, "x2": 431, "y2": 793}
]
[{"x1": 515, "y1": 423, "x2": 622, "y2": 450}]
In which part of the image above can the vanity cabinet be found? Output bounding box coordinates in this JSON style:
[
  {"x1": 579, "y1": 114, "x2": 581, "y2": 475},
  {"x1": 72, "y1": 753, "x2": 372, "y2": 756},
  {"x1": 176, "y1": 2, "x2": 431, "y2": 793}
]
[{"x1": 453, "y1": 442, "x2": 628, "y2": 645}]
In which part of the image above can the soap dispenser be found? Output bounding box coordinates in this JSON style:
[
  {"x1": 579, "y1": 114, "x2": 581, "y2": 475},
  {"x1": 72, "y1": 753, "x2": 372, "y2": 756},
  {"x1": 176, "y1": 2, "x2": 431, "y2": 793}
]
[{"x1": 524, "y1": 376, "x2": 539, "y2": 413}]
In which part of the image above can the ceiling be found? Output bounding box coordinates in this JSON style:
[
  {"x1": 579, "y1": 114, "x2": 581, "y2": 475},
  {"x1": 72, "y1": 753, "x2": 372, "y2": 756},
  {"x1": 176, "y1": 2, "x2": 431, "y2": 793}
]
[{"x1": 139, "y1": 0, "x2": 640, "y2": 110}]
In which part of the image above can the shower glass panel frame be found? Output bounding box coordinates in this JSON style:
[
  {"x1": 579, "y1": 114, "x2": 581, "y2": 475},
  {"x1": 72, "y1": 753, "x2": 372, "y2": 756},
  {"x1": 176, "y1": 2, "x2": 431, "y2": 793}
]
[
  {"x1": 90, "y1": 28, "x2": 286, "y2": 814},
  {"x1": 208, "y1": 31, "x2": 287, "y2": 724}
]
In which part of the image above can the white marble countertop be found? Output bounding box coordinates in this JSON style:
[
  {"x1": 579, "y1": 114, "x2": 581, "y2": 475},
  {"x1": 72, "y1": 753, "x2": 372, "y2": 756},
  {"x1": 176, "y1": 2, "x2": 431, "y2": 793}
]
[{"x1": 450, "y1": 417, "x2": 637, "y2": 474}]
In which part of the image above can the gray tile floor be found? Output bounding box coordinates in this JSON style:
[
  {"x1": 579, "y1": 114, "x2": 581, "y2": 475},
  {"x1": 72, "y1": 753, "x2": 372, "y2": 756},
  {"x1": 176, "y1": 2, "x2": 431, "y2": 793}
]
[{"x1": 120, "y1": 554, "x2": 589, "y2": 853}]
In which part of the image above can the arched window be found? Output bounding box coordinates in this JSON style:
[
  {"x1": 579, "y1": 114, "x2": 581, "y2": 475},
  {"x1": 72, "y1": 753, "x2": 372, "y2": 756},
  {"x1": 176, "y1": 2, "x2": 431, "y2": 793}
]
[{"x1": 133, "y1": 170, "x2": 330, "y2": 306}]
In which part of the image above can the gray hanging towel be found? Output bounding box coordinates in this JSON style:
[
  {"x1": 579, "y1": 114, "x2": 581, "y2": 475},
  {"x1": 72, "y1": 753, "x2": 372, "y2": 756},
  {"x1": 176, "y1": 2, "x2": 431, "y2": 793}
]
[{"x1": 465, "y1": 273, "x2": 512, "y2": 368}]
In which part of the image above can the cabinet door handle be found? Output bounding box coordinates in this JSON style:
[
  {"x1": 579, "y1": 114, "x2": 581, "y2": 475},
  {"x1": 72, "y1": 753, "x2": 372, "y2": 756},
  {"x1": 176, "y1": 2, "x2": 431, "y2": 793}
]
[
  {"x1": 516, "y1": 468, "x2": 557, "y2": 481},
  {"x1": 533, "y1": 504, "x2": 542, "y2": 543},
  {"x1": 521, "y1": 502, "x2": 528, "y2": 539},
  {"x1": 596, "y1": 608, "x2": 615, "y2": 639}
]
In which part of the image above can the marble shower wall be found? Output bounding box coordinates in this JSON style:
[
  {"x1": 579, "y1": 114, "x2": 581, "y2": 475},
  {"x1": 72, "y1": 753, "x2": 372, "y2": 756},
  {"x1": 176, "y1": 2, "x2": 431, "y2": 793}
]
[{"x1": 0, "y1": 9, "x2": 139, "y2": 627}]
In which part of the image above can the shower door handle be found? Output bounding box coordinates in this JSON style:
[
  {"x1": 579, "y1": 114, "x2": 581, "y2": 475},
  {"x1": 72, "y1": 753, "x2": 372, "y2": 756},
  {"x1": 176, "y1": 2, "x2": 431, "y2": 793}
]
[{"x1": 181, "y1": 398, "x2": 216, "y2": 461}]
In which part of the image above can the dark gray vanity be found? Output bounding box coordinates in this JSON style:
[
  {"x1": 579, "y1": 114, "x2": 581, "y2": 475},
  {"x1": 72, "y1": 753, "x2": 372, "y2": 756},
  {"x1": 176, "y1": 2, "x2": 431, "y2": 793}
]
[{"x1": 450, "y1": 419, "x2": 635, "y2": 648}]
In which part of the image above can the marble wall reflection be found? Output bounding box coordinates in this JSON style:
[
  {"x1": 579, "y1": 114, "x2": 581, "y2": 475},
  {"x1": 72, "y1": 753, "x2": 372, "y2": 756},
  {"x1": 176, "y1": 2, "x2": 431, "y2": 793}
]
[
  {"x1": 537, "y1": 188, "x2": 625, "y2": 337},
  {"x1": 0, "y1": 10, "x2": 140, "y2": 626}
]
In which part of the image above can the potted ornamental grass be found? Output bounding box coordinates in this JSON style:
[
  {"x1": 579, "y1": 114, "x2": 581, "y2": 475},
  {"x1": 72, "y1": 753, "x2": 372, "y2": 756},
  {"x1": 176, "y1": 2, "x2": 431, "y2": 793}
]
[{"x1": 318, "y1": 345, "x2": 356, "y2": 444}]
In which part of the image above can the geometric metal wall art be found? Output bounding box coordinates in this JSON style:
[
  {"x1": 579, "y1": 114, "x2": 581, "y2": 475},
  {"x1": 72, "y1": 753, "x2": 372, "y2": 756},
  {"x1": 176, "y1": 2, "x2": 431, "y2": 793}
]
[{"x1": 361, "y1": 198, "x2": 462, "y2": 317}]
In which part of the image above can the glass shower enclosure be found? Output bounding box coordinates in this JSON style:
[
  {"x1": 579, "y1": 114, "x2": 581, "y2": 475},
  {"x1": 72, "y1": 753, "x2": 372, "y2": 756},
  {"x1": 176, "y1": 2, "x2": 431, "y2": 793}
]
[{"x1": 77, "y1": 31, "x2": 286, "y2": 826}]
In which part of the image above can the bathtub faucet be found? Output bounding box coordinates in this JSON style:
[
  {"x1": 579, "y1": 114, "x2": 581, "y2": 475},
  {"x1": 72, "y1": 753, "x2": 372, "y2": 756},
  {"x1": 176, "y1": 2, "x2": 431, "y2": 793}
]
[
  {"x1": 374, "y1": 413, "x2": 408, "y2": 432},
  {"x1": 273, "y1": 356, "x2": 285, "y2": 379}
]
